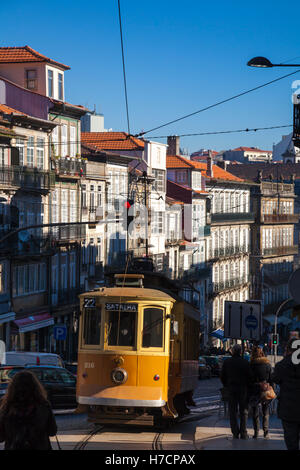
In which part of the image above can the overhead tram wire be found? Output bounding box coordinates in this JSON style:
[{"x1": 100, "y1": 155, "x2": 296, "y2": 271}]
[
  {"x1": 14, "y1": 123, "x2": 292, "y2": 149},
  {"x1": 133, "y1": 68, "x2": 300, "y2": 137},
  {"x1": 117, "y1": 0, "x2": 131, "y2": 135}
]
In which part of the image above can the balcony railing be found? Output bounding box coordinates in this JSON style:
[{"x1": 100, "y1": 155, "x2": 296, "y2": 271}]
[
  {"x1": 211, "y1": 212, "x2": 254, "y2": 224},
  {"x1": 213, "y1": 276, "x2": 249, "y2": 293},
  {"x1": 178, "y1": 265, "x2": 211, "y2": 282},
  {"x1": 0, "y1": 165, "x2": 55, "y2": 191},
  {"x1": 209, "y1": 244, "x2": 250, "y2": 260},
  {"x1": 262, "y1": 245, "x2": 298, "y2": 257},
  {"x1": 55, "y1": 158, "x2": 86, "y2": 178},
  {"x1": 261, "y1": 214, "x2": 299, "y2": 224},
  {"x1": 50, "y1": 224, "x2": 86, "y2": 242},
  {"x1": 261, "y1": 182, "x2": 294, "y2": 196},
  {"x1": 0, "y1": 231, "x2": 55, "y2": 256}
]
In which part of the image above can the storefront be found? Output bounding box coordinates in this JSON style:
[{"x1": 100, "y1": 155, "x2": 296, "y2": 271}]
[{"x1": 10, "y1": 313, "x2": 54, "y2": 352}]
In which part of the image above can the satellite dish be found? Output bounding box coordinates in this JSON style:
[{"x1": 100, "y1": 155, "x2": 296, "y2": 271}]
[
  {"x1": 18, "y1": 231, "x2": 30, "y2": 243},
  {"x1": 288, "y1": 268, "x2": 300, "y2": 304}
]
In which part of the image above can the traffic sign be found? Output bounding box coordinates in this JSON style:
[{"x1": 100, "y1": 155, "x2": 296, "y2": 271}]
[
  {"x1": 53, "y1": 324, "x2": 67, "y2": 341},
  {"x1": 224, "y1": 300, "x2": 262, "y2": 341}
]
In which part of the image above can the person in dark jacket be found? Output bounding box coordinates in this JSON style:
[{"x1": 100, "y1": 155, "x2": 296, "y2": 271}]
[
  {"x1": 271, "y1": 338, "x2": 300, "y2": 450},
  {"x1": 220, "y1": 344, "x2": 251, "y2": 439},
  {"x1": 0, "y1": 370, "x2": 57, "y2": 450},
  {"x1": 249, "y1": 346, "x2": 273, "y2": 439}
]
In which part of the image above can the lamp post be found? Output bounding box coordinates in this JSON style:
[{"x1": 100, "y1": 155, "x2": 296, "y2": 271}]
[{"x1": 247, "y1": 57, "x2": 300, "y2": 68}]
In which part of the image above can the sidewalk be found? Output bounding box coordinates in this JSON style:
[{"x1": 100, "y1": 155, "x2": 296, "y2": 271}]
[{"x1": 194, "y1": 412, "x2": 287, "y2": 450}]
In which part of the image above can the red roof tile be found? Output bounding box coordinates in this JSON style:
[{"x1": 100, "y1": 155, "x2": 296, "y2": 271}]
[
  {"x1": 232, "y1": 146, "x2": 272, "y2": 153},
  {"x1": 166, "y1": 155, "x2": 243, "y2": 182},
  {"x1": 81, "y1": 132, "x2": 145, "y2": 151},
  {"x1": 0, "y1": 103, "x2": 26, "y2": 116},
  {"x1": 0, "y1": 46, "x2": 70, "y2": 70}
]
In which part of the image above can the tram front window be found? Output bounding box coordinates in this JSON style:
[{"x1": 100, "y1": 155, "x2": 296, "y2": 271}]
[
  {"x1": 83, "y1": 308, "x2": 101, "y2": 345},
  {"x1": 107, "y1": 311, "x2": 136, "y2": 347},
  {"x1": 142, "y1": 308, "x2": 164, "y2": 348}
]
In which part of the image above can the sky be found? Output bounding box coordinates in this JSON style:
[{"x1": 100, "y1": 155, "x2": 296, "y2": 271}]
[{"x1": 1, "y1": 0, "x2": 300, "y2": 154}]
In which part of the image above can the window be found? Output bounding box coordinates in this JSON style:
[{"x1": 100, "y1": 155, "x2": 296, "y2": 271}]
[
  {"x1": 36, "y1": 138, "x2": 44, "y2": 169},
  {"x1": 83, "y1": 308, "x2": 101, "y2": 345},
  {"x1": 26, "y1": 69, "x2": 37, "y2": 90},
  {"x1": 15, "y1": 139, "x2": 24, "y2": 166},
  {"x1": 58, "y1": 73, "x2": 64, "y2": 101},
  {"x1": 48, "y1": 69, "x2": 53, "y2": 97},
  {"x1": 97, "y1": 186, "x2": 102, "y2": 208},
  {"x1": 12, "y1": 263, "x2": 46, "y2": 297},
  {"x1": 27, "y1": 137, "x2": 34, "y2": 167},
  {"x1": 107, "y1": 310, "x2": 136, "y2": 347},
  {"x1": 61, "y1": 124, "x2": 68, "y2": 157},
  {"x1": 152, "y1": 169, "x2": 165, "y2": 192},
  {"x1": 51, "y1": 126, "x2": 59, "y2": 157},
  {"x1": 89, "y1": 185, "x2": 95, "y2": 210},
  {"x1": 142, "y1": 308, "x2": 164, "y2": 348},
  {"x1": 81, "y1": 184, "x2": 87, "y2": 209},
  {"x1": 70, "y1": 126, "x2": 76, "y2": 157},
  {"x1": 151, "y1": 211, "x2": 164, "y2": 234},
  {"x1": 0, "y1": 147, "x2": 5, "y2": 166}
]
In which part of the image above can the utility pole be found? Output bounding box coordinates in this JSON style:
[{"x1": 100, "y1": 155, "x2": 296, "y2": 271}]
[{"x1": 137, "y1": 171, "x2": 154, "y2": 258}]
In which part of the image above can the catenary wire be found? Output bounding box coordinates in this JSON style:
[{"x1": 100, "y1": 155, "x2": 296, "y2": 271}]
[
  {"x1": 117, "y1": 0, "x2": 131, "y2": 135},
  {"x1": 133, "y1": 68, "x2": 300, "y2": 137}
]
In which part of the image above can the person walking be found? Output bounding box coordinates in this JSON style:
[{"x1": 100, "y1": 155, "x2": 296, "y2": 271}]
[
  {"x1": 249, "y1": 346, "x2": 273, "y2": 439},
  {"x1": 0, "y1": 370, "x2": 57, "y2": 450},
  {"x1": 271, "y1": 338, "x2": 300, "y2": 450},
  {"x1": 220, "y1": 344, "x2": 251, "y2": 439}
]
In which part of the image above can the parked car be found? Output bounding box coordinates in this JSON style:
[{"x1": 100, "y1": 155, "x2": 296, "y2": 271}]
[
  {"x1": 202, "y1": 356, "x2": 223, "y2": 376},
  {"x1": 0, "y1": 365, "x2": 77, "y2": 409},
  {"x1": 64, "y1": 362, "x2": 78, "y2": 377},
  {"x1": 2, "y1": 352, "x2": 64, "y2": 368},
  {"x1": 198, "y1": 357, "x2": 212, "y2": 379}
]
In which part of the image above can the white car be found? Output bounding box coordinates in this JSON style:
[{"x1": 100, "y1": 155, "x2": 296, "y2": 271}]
[{"x1": 2, "y1": 351, "x2": 64, "y2": 367}]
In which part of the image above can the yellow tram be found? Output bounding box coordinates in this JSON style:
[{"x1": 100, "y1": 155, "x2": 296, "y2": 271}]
[{"x1": 76, "y1": 274, "x2": 200, "y2": 425}]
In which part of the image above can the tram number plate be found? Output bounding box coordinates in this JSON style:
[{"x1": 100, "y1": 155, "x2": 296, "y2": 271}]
[
  {"x1": 83, "y1": 297, "x2": 96, "y2": 308},
  {"x1": 105, "y1": 303, "x2": 138, "y2": 312}
]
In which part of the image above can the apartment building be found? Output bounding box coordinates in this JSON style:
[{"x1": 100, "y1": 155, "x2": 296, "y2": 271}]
[
  {"x1": 166, "y1": 140, "x2": 253, "y2": 340},
  {"x1": 223, "y1": 146, "x2": 272, "y2": 163}
]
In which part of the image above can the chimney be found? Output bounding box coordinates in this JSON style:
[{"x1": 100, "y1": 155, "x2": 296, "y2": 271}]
[
  {"x1": 207, "y1": 151, "x2": 213, "y2": 177},
  {"x1": 167, "y1": 135, "x2": 180, "y2": 156}
]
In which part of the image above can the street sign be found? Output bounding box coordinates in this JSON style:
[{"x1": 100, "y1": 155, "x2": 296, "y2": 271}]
[
  {"x1": 224, "y1": 301, "x2": 262, "y2": 341},
  {"x1": 53, "y1": 324, "x2": 67, "y2": 341}
]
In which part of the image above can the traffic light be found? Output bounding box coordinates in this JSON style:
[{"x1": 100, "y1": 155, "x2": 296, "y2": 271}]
[
  {"x1": 124, "y1": 199, "x2": 134, "y2": 231},
  {"x1": 272, "y1": 334, "x2": 279, "y2": 346}
]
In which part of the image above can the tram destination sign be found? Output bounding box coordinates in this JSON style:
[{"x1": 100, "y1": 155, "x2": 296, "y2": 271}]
[{"x1": 105, "y1": 303, "x2": 138, "y2": 312}]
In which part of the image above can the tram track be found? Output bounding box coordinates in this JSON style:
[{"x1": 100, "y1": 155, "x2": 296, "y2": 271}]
[{"x1": 73, "y1": 425, "x2": 105, "y2": 450}]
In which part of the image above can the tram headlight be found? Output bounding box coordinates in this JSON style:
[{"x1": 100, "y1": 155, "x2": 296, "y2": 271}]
[{"x1": 111, "y1": 368, "x2": 128, "y2": 384}]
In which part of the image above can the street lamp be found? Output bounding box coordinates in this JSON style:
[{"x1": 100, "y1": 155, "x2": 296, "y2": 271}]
[{"x1": 247, "y1": 56, "x2": 300, "y2": 68}]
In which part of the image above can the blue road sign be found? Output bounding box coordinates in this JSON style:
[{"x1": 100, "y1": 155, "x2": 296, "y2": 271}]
[
  {"x1": 53, "y1": 324, "x2": 67, "y2": 341},
  {"x1": 245, "y1": 315, "x2": 258, "y2": 330}
]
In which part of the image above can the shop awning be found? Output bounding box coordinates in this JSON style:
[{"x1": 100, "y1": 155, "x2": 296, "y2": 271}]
[
  {"x1": 14, "y1": 313, "x2": 54, "y2": 333},
  {"x1": 0, "y1": 312, "x2": 16, "y2": 325},
  {"x1": 209, "y1": 328, "x2": 228, "y2": 342}
]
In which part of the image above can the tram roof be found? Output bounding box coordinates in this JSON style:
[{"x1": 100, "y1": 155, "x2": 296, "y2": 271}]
[{"x1": 81, "y1": 287, "x2": 176, "y2": 302}]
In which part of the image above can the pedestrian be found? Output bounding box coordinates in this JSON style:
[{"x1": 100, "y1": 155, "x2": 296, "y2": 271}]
[
  {"x1": 249, "y1": 346, "x2": 273, "y2": 439},
  {"x1": 0, "y1": 370, "x2": 57, "y2": 450},
  {"x1": 271, "y1": 338, "x2": 300, "y2": 450},
  {"x1": 220, "y1": 344, "x2": 251, "y2": 439}
]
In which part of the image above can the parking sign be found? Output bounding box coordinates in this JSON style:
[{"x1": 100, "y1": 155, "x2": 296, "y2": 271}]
[{"x1": 53, "y1": 324, "x2": 67, "y2": 341}]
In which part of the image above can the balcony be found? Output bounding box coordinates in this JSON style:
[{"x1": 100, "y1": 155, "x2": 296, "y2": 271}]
[
  {"x1": 178, "y1": 265, "x2": 211, "y2": 282},
  {"x1": 50, "y1": 224, "x2": 86, "y2": 243},
  {"x1": 261, "y1": 182, "x2": 294, "y2": 196},
  {"x1": 0, "y1": 165, "x2": 55, "y2": 192},
  {"x1": 212, "y1": 276, "x2": 249, "y2": 294},
  {"x1": 262, "y1": 245, "x2": 298, "y2": 257},
  {"x1": 211, "y1": 212, "x2": 254, "y2": 224},
  {"x1": 209, "y1": 244, "x2": 250, "y2": 260},
  {"x1": 261, "y1": 214, "x2": 299, "y2": 224},
  {"x1": 55, "y1": 158, "x2": 86, "y2": 179}
]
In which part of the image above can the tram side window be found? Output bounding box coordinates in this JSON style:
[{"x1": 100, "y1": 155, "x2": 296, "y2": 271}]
[
  {"x1": 107, "y1": 311, "x2": 136, "y2": 347},
  {"x1": 142, "y1": 308, "x2": 164, "y2": 348},
  {"x1": 83, "y1": 308, "x2": 101, "y2": 345}
]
